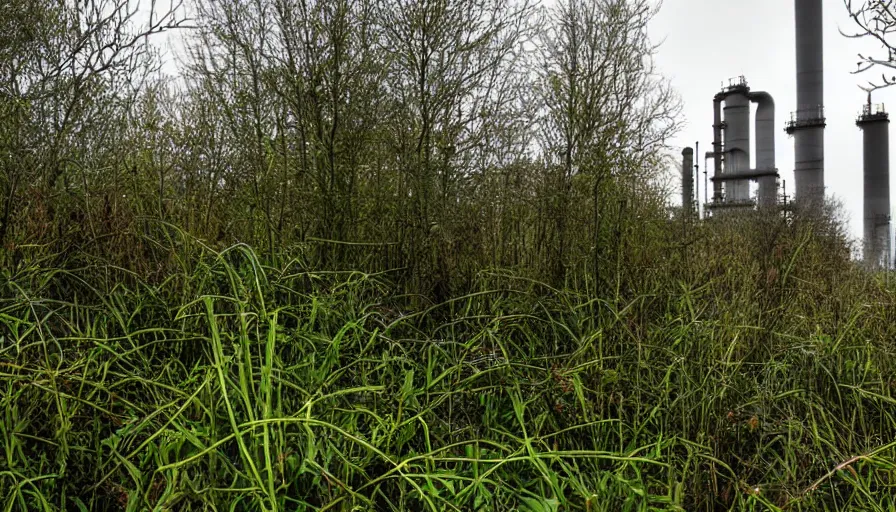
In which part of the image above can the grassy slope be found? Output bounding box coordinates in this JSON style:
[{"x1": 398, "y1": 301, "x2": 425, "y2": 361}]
[{"x1": 2, "y1": 226, "x2": 896, "y2": 511}]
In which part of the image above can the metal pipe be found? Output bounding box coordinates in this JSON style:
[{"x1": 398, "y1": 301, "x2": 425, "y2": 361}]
[
  {"x1": 749, "y1": 91, "x2": 777, "y2": 208},
  {"x1": 710, "y1": 169, "x2": 778, "y2": 180},
  {"x1": 703, "y1": 153, "x2": 710, "y2": 214},
  {"x1": 695, "y1": 141, "x2": 700, "y2": 218},
  {"x1": 857, "y1": 99, "x2": 890, "y2": 269},
  {"x1": 705, "y1": 157, "x2": 709, "y2": 207},
  {"x1": 713, "y1": 96, "x2": 724, "y2": 203},
  {"x1": 792, "y1": 0, "x2": 825, "y2": 204},
  {"x1": 682, "y1": 147, "x2": 694, "y2": 214}
]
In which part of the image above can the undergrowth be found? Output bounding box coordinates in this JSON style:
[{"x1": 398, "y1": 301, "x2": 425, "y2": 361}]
[{"x1": 2, "y1": 222, "x2": 896, "y2": 511}]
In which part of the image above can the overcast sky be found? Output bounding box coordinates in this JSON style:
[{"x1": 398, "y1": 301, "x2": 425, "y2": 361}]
[{"x1": 650, "y1": 0, "x2": 890, "y2": 242}]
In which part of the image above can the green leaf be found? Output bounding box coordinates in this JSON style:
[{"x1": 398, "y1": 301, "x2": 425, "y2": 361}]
[{"x1": 519, "y1": 496, "x2": 559, "y2": 512}]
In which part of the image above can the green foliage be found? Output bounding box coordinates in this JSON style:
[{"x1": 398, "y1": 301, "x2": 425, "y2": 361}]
[
  {"x1": 1, "y1": 215, "x2": 895, "y2": 510},
  {"x1": 2, "y1": 1, "x2": 894, "y2": 511}
]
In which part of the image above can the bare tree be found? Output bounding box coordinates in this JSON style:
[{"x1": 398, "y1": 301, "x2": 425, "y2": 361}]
[
  {"x1": 186, "y1": 0, "x2": 391, "y2": 263},
  {"x1": 377, "y1": 0, "x2": 536, "y2": 296},
  {"x1": 269, "y1": 0, "x2": 387, "y2": 251},
  {"x1": 842, "y1": 0, "x2": 896, "y2": 90},
  {"x1": 0, "y1": 0, "x2": 187, "y2": 247},
  {"x1": 536, "y1": 0, "x2": 681, "y2": 285}
]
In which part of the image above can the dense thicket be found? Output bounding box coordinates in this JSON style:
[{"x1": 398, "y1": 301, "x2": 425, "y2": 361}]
[
  {"x1": 0, "y1": 0, "x2": 680, "y2": 300},
  {"x1": 3, "y1": 1, "x2": 896, "y2": 511}
]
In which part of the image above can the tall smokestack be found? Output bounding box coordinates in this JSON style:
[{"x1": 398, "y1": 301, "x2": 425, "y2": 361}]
[
  {"x1": 788, "y1": 0, "x2": 825, "y2": 205},
  {"x1": 857, "y1": 97, "x2": 891, "y2": 268},
  {"x1": 682, "y1": 147, "x2": 694, "y2": 213}
]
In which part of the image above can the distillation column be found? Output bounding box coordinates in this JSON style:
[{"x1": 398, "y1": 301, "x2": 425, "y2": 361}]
[
  {"x1": 711, "y1": 81, "x2": 779, "y2": 210},
  {"x1": 723, "y1": 90, "x2": 751, "y2": 202},
  {"x1": 856, "y1": 101, "x2": 891, "y2": 268},
  {"x1": 789, "y1": 0, "x2": 825, "y2": 205}
]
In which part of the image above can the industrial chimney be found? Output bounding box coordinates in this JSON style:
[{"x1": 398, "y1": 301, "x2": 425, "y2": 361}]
[
  {"x1": 856, "y1": 96, "x2": 891, "y2": 269},
  {"x1": 787, "y1": 0, "x2": 826, "y2": 205},
  {"x1": 682, "y1": 147, "x2": 694, "y2": 214}
]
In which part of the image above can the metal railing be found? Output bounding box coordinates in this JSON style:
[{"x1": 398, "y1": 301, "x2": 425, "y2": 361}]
[
  {"x1": 785, "y1": 105, "x2": 826, "y2": 132},
  {"x1": 720, "y1": 76, "x2": 749, "y2": 94},
  {"x1": 857, "y1": 103, "x2": 888, "y2": 122},
  {"x1": 726, "y1": 76, "x2": 747, "y2": 88},
  {"x1": 862, "y1": 103, "x2": 886, "y2": 116}
]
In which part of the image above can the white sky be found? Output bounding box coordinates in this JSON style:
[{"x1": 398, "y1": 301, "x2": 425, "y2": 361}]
[{"x1": 650, "y1": 0, "x2": 892, "y2": 241}]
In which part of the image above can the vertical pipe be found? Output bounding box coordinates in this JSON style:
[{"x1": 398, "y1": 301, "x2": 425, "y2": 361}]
[
  {"x1": 695, "y1": 141, "x2": 700, "y2": 218},
  {"x1": 757, "y1": 177, "x2": 777, "y2": 209},
  {"x1": 682, "y1": 147, "x2": 694, "y2": 214},
  {"x1": 703, "y1": 154, "x2": 710, "y2": 209},
  {"x1": 857, "y1": 102, "x2": 890, "y2": 269},
  {"x1": 750, "y1": 91, "x2": 777, "y2": 208},
  {"x1": 793, "y1": 0, "x2": 825, "y2": 204},
  {"x1": 713, "y1": 95, "x2": 724, "y2": 203}
]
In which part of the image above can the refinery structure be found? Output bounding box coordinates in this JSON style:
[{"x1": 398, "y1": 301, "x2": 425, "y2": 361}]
[{"x1": 680, "y1": 0, "x2": 892, "y2": 268}]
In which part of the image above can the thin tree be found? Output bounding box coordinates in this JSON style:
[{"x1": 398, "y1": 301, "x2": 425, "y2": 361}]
[
  {"x1": 536, "y1": 0, "x2": 680, "y2": 287},
  {"x1": 378, "y1": 0, "x2": 536, "y2": 297}
]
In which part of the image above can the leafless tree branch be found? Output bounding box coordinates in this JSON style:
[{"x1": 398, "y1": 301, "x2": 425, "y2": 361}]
[{"x1": 841, "y1": 0, "x2": 896, "y2": 90}]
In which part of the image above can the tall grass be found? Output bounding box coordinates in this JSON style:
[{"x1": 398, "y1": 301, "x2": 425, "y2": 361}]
[{"x1": 2, "y1": 220, "x2": 896, "y2": 511}]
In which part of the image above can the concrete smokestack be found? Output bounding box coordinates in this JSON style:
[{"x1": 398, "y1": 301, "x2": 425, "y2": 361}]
[
  {"x1": 856, "y1": 99, "x2": 891, "y2": 268},
  {"x1": 788, "y1": 0, "x2": 825, "y2": 205},
  {"x1": 750, "y1": 91, "x2": 778, "y2": 207},
  {"x1": 682, "y1": 147, "x2": 694, "y2": 213}
]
